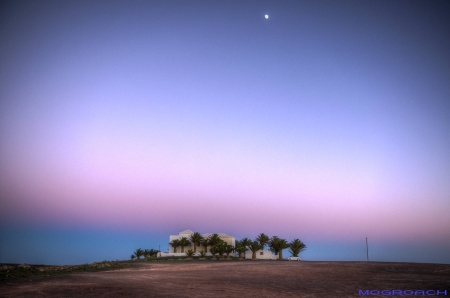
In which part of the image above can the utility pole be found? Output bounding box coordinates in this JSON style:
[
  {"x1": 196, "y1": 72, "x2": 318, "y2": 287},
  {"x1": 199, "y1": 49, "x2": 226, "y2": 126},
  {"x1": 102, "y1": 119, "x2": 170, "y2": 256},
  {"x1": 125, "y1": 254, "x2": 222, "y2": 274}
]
[{"x1": 366, "y1": 237, "x2": 369, "y2": 262}]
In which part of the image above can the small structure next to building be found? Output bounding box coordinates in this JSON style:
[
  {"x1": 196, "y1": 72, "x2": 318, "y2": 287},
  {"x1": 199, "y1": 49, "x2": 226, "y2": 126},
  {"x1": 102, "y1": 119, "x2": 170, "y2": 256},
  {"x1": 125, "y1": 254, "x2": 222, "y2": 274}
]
[{"x1": 244, "y1": 249, "x2": 278, "y2": 260}]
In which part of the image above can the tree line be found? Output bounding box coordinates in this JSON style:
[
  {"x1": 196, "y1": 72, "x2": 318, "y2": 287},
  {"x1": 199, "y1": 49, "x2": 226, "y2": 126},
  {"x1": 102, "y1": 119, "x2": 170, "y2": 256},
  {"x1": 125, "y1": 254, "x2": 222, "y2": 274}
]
[
  {"x1": 130, "y1": 248, "x2": 160, "y2": 261},
  {"x1": 168, "y1": 232, "x2": 306, "y2": 260}
]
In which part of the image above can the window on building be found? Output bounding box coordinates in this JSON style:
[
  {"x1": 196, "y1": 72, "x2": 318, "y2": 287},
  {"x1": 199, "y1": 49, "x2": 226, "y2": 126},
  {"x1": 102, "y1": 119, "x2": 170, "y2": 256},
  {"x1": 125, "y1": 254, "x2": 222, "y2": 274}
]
[{"x1": 260, "y1": 252, "x2": 264, "y2": 255}]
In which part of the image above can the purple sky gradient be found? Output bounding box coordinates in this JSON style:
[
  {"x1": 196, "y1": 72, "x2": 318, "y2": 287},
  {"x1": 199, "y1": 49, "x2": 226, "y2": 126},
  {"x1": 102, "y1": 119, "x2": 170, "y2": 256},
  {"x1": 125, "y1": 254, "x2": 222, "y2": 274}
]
[{"x1": 1, "y1": 0, "x2": 450, "y2": 265}]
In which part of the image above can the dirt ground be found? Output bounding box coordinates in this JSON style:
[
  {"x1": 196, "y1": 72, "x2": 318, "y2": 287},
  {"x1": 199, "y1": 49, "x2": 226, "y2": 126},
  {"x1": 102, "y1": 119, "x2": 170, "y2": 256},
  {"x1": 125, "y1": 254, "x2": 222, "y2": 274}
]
[{"x1": 1, "y1": 261, "x2": 449, "y2": 297}]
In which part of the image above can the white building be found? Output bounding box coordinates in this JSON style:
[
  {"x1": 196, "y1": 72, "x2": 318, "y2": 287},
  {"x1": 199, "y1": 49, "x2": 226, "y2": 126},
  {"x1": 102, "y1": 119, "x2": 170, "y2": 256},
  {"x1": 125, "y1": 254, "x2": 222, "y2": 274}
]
[
  {"x1": 160, "y1": 229, "x2": 236, "y2": 257},
  {"x1": 159, "y1": 229, "x2": 278, "y2": 259},
  {"x1": 244, "y1": 249, "x2": 278, "y2": 260}
]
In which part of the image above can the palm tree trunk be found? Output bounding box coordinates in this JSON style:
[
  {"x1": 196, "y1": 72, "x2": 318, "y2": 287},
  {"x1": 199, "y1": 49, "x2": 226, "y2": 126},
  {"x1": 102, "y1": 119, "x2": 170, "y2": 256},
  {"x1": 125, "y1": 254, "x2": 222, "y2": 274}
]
[
  {"x1": 181, "y1": 246, "x2": 184, "y2": 253},
  {"x1": 279, "y1": 250, "x2": 283, "y2": 260},
  {"x1": 252, "y1": 252, "x2": 256, "y2": 260},
  {"x1": 194, "y1": 244, "x2": 197, "y2": 253}
]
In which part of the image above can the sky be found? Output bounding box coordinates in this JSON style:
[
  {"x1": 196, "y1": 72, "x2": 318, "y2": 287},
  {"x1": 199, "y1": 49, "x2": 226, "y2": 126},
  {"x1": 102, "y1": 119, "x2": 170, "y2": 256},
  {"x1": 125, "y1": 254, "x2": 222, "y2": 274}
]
[{"x1": 1, "y1": 0, "x2": 450, "y2": 265}]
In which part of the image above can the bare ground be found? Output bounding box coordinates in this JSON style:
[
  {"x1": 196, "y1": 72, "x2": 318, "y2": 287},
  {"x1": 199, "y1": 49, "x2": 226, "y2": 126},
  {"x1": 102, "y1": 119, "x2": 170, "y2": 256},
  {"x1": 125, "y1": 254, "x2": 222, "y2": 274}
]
[{"x1": 1, "y1": 261, "x2": 449, "y2": 297}]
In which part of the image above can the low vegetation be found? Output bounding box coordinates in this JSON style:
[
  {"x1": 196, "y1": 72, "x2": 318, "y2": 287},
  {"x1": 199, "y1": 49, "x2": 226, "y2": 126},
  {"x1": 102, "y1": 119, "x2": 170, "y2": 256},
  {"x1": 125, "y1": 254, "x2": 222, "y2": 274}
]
[
  {"x1": 2, "y1": 233, "x2": 306, "y2": 281},
  {"x1": 0, "y1": 261, "x2": 130, "y2": 281},
  {"x1": 130, "y1": 248, "x2": 160, "y2": 260}
]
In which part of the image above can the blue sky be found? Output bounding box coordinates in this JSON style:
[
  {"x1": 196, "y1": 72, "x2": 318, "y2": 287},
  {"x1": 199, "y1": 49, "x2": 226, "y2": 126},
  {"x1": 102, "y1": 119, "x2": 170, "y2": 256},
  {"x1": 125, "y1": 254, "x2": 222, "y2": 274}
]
[{"x1": 1, "y1": 0, "x2": 449, "y2": 265}]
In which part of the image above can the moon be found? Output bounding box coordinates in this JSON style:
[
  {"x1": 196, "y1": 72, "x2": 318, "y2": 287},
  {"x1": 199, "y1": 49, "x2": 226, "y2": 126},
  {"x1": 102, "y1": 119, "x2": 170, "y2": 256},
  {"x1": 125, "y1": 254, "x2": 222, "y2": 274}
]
[{"x1": 265, "y1": 14, "x2": 269, "y2": 19}]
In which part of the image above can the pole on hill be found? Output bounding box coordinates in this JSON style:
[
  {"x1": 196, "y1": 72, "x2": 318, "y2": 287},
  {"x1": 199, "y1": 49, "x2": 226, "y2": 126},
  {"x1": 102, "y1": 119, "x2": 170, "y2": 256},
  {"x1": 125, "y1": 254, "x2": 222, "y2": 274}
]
[{"x1": 366, "y1": 237, "x2": 369, "y2": 262}]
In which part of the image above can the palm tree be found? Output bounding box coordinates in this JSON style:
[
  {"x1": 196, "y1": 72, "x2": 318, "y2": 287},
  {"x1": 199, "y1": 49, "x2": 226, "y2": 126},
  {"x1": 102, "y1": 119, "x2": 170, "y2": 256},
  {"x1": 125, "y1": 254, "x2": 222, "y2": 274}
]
[
  {"x1": 240, "y1": 237, "x2": 252, "y2": 248},
  {"x1": 143, "y1": 249, "x2": 150, "y2": 258},
  {"x1": 199, "y1": 251, "x2": 206, "y2": 258},
  {"x1": 235, "y1": 244, "x2": 246, "y2": 259},
  {"x1": 216, "y1": 241, "x2": 227, "y2": 259},
  {"x1": 149, "y1": 249, "x2": 159, "y2": 257},
  {"x1": 179, "y1": 237, "x2": 191, "y2": 253},
  {"x1": 289, "y1": 239, "x2": 307, "y2": 257},
  {"x1": 134, "y1": 248, "x2": 144, "y2": 260},
  {"x1": 169, "y1": 239, "x2": 180, "y2": 253},
  {"x1": 208, "y1": 234, "x2": 221, "y2": 247},
  {"x1": 225, "y1": 244, "x2": 234, "y2": 258},
  {"x1": 185, "y1": 249, "x2": 194, "y2": 258},
  {"x1": 130, "y1": 254, "x2": 135, "y2": 261},
  {"x1": 190, "y1": 232, "x2": 203, "y2": 253},
  {"x1": 268, "y1": 236, "x2": 280, "y2": 255},
  {"x1": 234, "y1": 240, "x2": 244, "y2": 259},
  {"x1": 239, "y1": 238, "x2": 252, "y2": 259},
  {"x1": 256, "y1": 233, "x2": 270, "y2": 250},
  {"x1": 248, "y1": 241, "x2": 262, "y2": 260},
  {"x1": 201, "y1": 238, "x2": 210, "y2": 253},
  {"x1": 209, "y1": 246, "x2": 218, "y2": 260},
  {"x1": 269, "y1": 236, "x2": 290, "y2": 260}
]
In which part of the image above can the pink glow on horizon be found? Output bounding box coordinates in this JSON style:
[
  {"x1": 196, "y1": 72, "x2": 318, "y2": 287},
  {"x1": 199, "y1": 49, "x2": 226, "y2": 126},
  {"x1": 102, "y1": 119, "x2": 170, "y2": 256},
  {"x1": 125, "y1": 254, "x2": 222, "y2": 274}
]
[{"x1": 3, "y1": 151, "x2": 449, "y2": 245}]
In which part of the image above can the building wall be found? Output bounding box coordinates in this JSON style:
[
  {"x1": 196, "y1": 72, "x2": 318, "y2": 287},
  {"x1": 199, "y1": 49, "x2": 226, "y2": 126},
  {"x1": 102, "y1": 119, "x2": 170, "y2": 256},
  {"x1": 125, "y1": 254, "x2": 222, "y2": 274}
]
[
  {"x1": 159, "y1": 252, "x2": 214, "y2": 258},
  {"x1": 165, "y1": 231, "x2": 279, "y2": 259},
  {"x1": 244, "y1": 249, "x2": 278, "y2": 260},
  {"x1": 168, "y1": 231, "x2": 236, "y2": 253}
]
